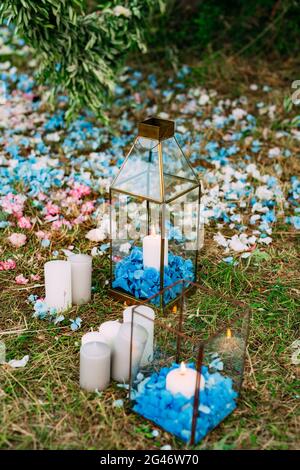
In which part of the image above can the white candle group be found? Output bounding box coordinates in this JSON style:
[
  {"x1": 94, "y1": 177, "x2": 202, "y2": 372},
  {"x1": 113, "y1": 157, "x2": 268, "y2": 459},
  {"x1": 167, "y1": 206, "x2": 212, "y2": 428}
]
[
  {"x1": 80, "y1": 341, "x2": 111, "y2": 392},
  {"x1": 166, "y1": 362, "x2": 205, "y2": 399},
  {"x1": 123, "y1": 305, "x2": 155, "y2": 366},
  {"x1": 44, "y1": 255, "x2": 92, "y2": 311},
  {"x1": 44, "y1": 260, "x2": 72, "y2": 312},
  {"x1": 68, "y1": 254, "x2": 92, "y2": 305},
  {"x1": 143, "y1": 227, "x2": 168, "y2": 270},
  {"x1": 80, "y1": 317, "x2": 148, "y2": 390}
]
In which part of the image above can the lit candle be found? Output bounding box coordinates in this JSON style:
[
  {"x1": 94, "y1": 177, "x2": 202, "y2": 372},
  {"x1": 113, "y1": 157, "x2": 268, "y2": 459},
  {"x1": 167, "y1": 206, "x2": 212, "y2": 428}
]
[
  {"x1": 81, "y1": 331, "x2": 109, "y2": 346},
  {"x1": 143, "y1": 226, "x2": 168, "y2": 270},
  {"x1": 68, "y1": 254, "x2": 92, "y2": 305},
  {"x1": 166, "y1": 362, "x2": 205, "y2": 399},
  {"x1": 98, "y1": 320, "x2": 121, "y2": 348},
  {"x1": 213, "y1": 328, "x2": 244, "y2": 356},
  {"x1": 123, "y1": 305, "x2": 155, "y2": 366},
  {"x1": 112, "y1": 322, "x2": 148, "y2": 383},
  {"x1": 44, "y1": 260, "x2": 72, "y2": 312},
  {"x1": 80, "y1": 341, "x2": 111, "y2": 392}
]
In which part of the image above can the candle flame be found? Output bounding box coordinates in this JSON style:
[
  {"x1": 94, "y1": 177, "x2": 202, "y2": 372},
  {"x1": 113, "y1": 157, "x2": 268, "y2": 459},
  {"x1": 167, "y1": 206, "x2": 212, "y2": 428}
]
[
  {"x1": 150, "y1": 225, "x2": 156, "y2": 236},
  {"x1": 179, "y1": 361, "x2": 187, "y2": 374},
  {"x1": 226, "y1": 328, "x2": 232, "y2": 339},
  {"x1": 172, "y1": 305, "x2": 178, "y2": 314}
]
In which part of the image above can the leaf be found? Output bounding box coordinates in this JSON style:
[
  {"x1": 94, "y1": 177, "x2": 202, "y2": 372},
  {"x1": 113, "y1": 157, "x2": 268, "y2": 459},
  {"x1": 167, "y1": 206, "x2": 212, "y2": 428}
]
[
  {"x1": 283, "y1": 96, "x2": 293, "y2": 113},
  {"x1": 0, "y1": 0, "x2": 161, "y2": 121}
]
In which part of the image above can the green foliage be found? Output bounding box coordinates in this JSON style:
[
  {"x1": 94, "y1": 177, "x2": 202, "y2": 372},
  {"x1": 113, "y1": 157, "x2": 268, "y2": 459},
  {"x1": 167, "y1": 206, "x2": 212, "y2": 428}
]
[
  {"x1": 0, "y1": 0, "x2": 159, "y2": 121},
  {"x1": 1, "y1": 1, "x2": 298, "y2": 120},
  {"x1": 148, "y1": 0, "x2": 300, "y2": 58}
]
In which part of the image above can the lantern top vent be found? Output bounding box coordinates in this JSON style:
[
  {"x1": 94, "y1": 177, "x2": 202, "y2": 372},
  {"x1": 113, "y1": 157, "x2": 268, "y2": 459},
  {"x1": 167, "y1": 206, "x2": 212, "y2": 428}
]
[
  {"x1": 111, "y1": 117, "x2": 199, "y2": 203},
  {"x1": 138, "y1": 117, "x2": 175, "y2": 141}
]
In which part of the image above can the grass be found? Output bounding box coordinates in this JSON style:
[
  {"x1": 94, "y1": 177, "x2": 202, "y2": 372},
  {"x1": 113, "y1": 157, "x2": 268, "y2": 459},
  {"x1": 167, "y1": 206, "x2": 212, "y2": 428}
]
[
  {"x1": 0, "y1": 47, "x2": 300, "y2": 449},
  {"x1": 0, "y1": 239, "x2": 299, "y2": 450}
]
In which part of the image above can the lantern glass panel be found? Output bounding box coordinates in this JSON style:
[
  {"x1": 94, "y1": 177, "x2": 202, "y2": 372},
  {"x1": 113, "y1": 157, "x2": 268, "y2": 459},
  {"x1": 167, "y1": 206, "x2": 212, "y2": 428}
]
[
  {"x1": 162, "y1": 186, "x2": 200, "y2": 305},
  {"x1": 110, "y1": 190, "x2": 162, "y2": 300},
  {"x1": 109, "y1": 118, "x2": 202, "y2": 307},
  {"x1": 161, "y1": 136, "x2": 199, "y2": 202},
  {"x1": 125, "y1": 281, "x2": 250, "y2": 445},
  {"x1": 111, "y1": 138, "x2": 161, "y2": 201}
]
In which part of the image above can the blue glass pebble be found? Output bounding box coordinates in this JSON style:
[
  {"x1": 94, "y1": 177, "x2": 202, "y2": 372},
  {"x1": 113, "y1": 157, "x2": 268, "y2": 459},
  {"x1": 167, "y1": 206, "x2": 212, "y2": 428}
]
[
  {"x1": 133, "y1": 362, "x2": 238, "y2": 444},
  {"x1": 112, "y1": 247, "x2": 195, "y2": 305}
]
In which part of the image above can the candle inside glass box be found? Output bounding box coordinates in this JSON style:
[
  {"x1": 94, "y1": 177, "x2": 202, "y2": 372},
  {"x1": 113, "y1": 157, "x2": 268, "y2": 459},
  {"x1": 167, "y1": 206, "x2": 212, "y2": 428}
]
[
  {"x1": 213, "y1": 328, "x2": 245, "y2": 356},
  {"x1": 132, "y1": 361, "x2": 238, "y2": 444},
  {"x1": 112, "y1": 247, "x2": 194, "y2": 305},
  {"x1": 123, "y1": 280, "x2": 250, "y2": 445}
]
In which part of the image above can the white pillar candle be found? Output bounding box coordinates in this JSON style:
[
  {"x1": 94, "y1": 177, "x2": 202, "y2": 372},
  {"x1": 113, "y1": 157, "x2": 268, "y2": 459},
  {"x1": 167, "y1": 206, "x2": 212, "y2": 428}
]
[
  {"x1": 68, "y1": 254, "x2": 92, "y2": 305},
  {"x1": 143, "y1": 227, "x2": 168, "y2": 270},
  {"x1": 166, "y1": 362, "x2": 205, "y2": 399},
  {"x1": 80, "y1": 341, "x2": 111, "y2": 392},
  {"x1": 81, "y1": 331, "x2": 109, "y2": 346},
  {"x1": 44, "y1": 260, "x2": 72, "y2": 312},
  {"x1": 123, "y1": 305, "x2": 155, "y2": 366},
  {"x1": 98, "y1": 320, "x2": 121, "y2": 348},
  {"x1": 112, "y1": 322, "x2": 148, "y2": 383}
]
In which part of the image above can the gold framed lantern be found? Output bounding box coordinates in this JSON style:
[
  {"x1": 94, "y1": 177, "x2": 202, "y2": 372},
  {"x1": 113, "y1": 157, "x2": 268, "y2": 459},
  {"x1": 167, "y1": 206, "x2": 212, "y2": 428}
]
[{"x1": 109, "y1": 117, "x2": 202, "y2": 309}]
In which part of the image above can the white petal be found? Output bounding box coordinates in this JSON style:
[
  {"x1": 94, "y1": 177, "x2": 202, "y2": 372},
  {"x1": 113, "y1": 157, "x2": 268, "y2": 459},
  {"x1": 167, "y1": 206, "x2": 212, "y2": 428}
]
[
  {"x1": 213, "y1": 232, "x2": 228, "y2": 248},
  {"x1": 8, "y1": 355, "x2": 29, "y2": 368}
]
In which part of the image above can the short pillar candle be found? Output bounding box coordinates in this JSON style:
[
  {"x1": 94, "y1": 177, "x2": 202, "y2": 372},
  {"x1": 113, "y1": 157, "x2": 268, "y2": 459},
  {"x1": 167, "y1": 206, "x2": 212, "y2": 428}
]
[
  {"x1": 80, "y1": 341, "x2": 111, "y2": 392},
  {"x1": 166, "y1": 362, "x2": 205, "y2": 399},
  {"x1": 68, "y1": 254, "x2": 92, "y2": 305},
  {"x1": 44, "y1": 260, "x2": 72, "y2": 312}
]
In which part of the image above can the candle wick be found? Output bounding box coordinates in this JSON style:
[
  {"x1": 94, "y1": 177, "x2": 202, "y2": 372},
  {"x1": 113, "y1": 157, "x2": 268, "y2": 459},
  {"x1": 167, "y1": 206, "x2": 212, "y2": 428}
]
[
  {"x1": 151, "y1": 225, "x2": 156, "y2": 236},
  {"x1": 179, "y1": 361, "x2": 186, "y2": 374},
  {"x1": 226, "y1": 328, "x2": 232, "y2": 339}
]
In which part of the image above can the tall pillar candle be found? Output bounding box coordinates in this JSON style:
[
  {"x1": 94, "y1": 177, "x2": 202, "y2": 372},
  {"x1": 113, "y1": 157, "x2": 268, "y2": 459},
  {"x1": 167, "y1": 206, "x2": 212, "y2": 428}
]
[
  {"x1": 80, "y1": 341, "x2": 111, "y2": 392},
  {"x1": 112, "y1": 322, "x2": 148, "y2": 383},
  {"x1": 68, "y1": 254, "x2": 92, "y2": 305},
  {"x1": 99, "y1": 320, "x2": 121, "y2": 349},
  {"x1": 44, "y1": 260, "x2": 72, "y2": 312},
  {"x1": 143, "y1": 228, "x2": 168, "y2": 270},
  {"x1": 123, "y1": 305, "x2": 155, "y2": 366}
]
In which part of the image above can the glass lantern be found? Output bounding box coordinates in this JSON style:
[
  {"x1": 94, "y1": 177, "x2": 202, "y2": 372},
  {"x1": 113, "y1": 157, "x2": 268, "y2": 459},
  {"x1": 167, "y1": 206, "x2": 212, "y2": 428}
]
[
  {"x1": 109, "y1": 117, "x2": 202, "y2": 308},
  {"x1": 122, "y1": 280, "x2": 251, "y2": 446}
]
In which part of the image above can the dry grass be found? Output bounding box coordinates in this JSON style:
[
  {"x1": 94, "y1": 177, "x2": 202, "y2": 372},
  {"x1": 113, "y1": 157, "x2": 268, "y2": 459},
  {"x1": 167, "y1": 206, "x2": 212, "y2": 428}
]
[
  {"x1": 0, "y1": 54, "x2": 300, "y2": 450},
  {"x1": 0, "y1": 236, "x2": 299, "y2": 450}
]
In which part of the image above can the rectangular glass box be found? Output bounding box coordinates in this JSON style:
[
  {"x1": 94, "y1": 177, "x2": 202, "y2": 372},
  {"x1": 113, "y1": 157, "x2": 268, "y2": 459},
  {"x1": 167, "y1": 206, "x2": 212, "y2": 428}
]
[{"x1": 123, "y1": 280, "x2": 250, "y2": 445}]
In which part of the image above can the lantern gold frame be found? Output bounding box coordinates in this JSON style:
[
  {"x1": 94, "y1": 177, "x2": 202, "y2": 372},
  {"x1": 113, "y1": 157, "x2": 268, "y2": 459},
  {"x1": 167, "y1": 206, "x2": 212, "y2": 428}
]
[{"x1": 109, "y1": 117, "x2": 202, "y2": 309}]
